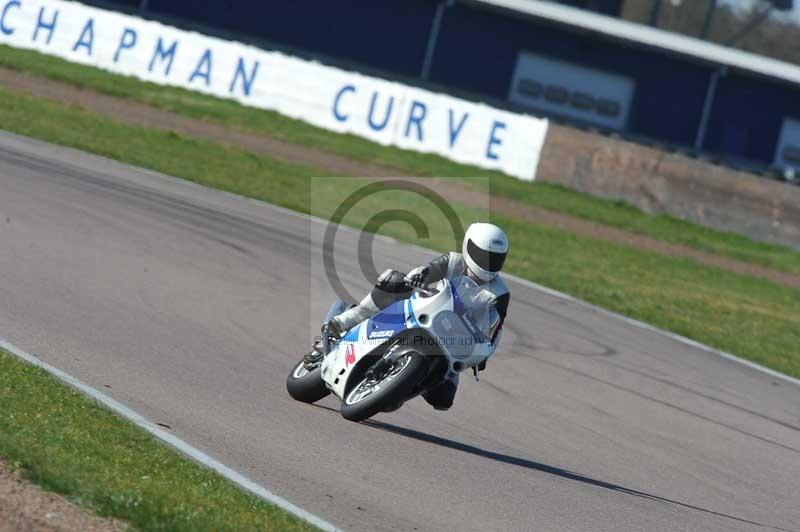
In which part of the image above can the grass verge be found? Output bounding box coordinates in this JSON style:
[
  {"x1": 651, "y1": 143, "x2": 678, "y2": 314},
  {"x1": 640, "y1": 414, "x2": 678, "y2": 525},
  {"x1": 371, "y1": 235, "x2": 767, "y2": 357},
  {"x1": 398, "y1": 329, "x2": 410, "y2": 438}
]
[
  {"x1": 0, "y1": 349, "x2": 316, "y2": 531},
  {"x1": 1, "y1": 45, "x2": 800, "y2": 275},
  {"x1": 0, "y1": 86, "x2": 798, "y2": 378}
]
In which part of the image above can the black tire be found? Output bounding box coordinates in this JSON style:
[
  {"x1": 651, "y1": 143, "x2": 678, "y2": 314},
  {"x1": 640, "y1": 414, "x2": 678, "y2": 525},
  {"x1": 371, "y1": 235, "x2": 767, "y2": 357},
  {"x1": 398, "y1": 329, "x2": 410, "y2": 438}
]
[
  {"x1": 340, "y1": 354, "x2": 428, "y2": 422},
  {"x1": 286, "y1": 360, "x2": 330, "y2": 403}
]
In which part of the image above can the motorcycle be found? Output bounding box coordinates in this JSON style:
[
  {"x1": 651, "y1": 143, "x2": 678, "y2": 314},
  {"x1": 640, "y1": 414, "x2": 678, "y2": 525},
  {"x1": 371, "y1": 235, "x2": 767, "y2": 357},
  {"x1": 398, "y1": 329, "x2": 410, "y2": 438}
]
[{"x1": 286, "y1": 274, "x2": 499, "y2": 421}]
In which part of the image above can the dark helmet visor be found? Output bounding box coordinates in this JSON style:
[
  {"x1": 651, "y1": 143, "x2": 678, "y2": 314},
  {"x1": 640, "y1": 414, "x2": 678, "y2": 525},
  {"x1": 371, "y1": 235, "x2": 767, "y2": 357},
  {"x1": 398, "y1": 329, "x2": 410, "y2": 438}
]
[{"x1": 467, "y1": 239, "x2": 507, "y2": 273}]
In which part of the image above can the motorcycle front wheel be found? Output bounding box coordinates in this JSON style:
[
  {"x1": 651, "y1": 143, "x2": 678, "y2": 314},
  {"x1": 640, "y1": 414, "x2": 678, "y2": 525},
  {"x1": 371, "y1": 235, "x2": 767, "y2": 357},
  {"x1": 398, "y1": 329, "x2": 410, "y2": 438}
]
[
  {"x1": 286, "y1": 359, "x2": 331, "y2": 403},
  {"x1": 340, "y1": 353, "x2": 428, "y2": 422}
]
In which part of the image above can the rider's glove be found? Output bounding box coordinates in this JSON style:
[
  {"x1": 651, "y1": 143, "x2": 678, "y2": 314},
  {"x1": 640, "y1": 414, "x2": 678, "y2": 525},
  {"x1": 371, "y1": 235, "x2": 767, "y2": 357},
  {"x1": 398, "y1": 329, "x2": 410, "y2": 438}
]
[{"x1": 407, "y1": 266, "x2": 430, "y2": 289}]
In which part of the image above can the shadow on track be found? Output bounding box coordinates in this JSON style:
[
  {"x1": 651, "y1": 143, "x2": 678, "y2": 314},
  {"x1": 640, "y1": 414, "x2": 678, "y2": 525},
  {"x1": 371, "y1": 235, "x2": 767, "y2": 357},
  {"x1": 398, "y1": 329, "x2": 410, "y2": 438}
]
[{"x1": 360, "y1": 417, "x2": 793, "y2": 532}]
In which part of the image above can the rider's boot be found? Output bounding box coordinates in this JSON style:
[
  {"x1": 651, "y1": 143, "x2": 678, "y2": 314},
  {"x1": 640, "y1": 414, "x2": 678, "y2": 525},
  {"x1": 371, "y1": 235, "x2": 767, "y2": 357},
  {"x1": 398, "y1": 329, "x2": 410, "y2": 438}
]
[
  {"x1": 422, "y1": 378, "x2": 458, "y2": 411},
  {"x1": 304, "y1": 316, "x2": 347, "y2": 367},
  {"x1": 303, "y1": 340, "x2": 324, "y2": 366}
]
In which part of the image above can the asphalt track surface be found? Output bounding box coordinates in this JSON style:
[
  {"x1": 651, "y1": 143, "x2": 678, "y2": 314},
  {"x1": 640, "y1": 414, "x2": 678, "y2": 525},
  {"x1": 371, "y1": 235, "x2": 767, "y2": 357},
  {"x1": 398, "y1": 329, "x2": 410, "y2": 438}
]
[{"x1": 1, "y1": 132, "x2": 799, "y2": 532}]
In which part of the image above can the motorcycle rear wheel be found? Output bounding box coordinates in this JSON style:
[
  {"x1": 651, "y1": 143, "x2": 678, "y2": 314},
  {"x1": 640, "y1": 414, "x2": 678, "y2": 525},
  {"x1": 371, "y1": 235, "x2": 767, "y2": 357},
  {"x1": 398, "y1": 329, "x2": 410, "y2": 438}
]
[
  {"x1": 286, "y1": 359, "x2": 331, "y2": 403},
  {"x1": 340, "y1": 353, "x2": 428, "y2": 422}
]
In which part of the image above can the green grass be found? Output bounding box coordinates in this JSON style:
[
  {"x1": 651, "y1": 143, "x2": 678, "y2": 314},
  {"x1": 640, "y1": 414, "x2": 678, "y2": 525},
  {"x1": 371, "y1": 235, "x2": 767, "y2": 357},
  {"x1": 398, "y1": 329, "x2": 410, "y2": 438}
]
[
  {"x1": 2, "y1": 45, "x2": 800, "y2": 275},
  {"x1": 1, "y1": 86, "x2": 797, "y2": 378},
  {"x1": 0, "y1": 349, "x2": 316, "y2": 531}
]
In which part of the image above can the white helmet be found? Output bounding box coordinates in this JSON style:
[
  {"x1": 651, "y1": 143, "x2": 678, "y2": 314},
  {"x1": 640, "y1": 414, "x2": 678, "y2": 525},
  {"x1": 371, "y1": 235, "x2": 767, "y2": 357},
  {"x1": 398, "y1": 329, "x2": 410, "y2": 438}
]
[{"x1": 462, "y1": 222, "x2": 508, "y2": 282}]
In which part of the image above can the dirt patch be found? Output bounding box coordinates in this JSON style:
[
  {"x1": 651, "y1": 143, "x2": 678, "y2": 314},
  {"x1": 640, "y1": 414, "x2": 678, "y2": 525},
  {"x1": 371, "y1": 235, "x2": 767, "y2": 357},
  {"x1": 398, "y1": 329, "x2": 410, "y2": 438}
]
[
  {"x1": 0, "y1": 459, "x2": 125, "y2": 532},
  {"x1": 0, "y1": 68, "x2": 393, "y2": 179},
  {"x1": 539, "y1": 123, "x2": 800, "y2": 250},
  {"x1": 1, "y1": 67, "x2": 799, "y2": 290}
]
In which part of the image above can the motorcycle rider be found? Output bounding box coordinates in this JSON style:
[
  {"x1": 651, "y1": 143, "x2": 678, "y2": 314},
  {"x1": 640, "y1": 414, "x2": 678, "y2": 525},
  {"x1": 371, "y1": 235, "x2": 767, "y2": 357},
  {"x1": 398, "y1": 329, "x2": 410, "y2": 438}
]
[{"x1": 313, "y1": 222, "x2": 511, "y2": 411}]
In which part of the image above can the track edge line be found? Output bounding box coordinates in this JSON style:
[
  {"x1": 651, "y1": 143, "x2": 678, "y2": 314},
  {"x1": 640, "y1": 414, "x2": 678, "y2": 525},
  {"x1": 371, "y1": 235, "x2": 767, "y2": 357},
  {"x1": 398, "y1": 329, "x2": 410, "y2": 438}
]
[
  {"x1": 501, "y1": 273, "x2": 800, "y2": 388},
  {"x1": 0, "y1": 337, "x2": 343, "y2": 532}
]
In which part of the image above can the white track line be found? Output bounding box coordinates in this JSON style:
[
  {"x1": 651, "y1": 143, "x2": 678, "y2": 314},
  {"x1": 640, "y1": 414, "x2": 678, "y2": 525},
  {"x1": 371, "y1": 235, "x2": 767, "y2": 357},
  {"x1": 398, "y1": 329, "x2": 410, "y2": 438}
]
[
  {"x1": 501, "y1": 273, "x2": 800, "y2": 388},
  {"x1": 0, "y1": 338, "x2": 343, "y2": 532}
]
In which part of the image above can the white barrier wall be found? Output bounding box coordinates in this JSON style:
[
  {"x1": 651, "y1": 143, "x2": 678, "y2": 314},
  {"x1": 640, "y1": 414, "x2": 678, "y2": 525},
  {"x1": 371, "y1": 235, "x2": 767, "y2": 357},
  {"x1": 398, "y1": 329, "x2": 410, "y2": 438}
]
[{"x1": 0, "y1": 0, "x2": 549, "y2": 180}]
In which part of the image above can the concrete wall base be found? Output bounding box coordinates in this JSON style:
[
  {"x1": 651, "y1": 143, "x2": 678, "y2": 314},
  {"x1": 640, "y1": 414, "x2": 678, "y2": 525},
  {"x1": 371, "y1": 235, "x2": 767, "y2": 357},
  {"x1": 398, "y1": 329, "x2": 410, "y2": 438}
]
[{"x1": 538, "y1": 124, "x2": 800, "y2": 250}]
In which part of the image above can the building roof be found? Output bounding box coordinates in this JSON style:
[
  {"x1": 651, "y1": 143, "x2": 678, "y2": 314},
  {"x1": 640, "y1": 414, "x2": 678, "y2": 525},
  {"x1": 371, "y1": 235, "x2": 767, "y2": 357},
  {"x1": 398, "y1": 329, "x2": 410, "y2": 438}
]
[{"x1": 470, "y1": 0, "x2": 800, "y2": 85}]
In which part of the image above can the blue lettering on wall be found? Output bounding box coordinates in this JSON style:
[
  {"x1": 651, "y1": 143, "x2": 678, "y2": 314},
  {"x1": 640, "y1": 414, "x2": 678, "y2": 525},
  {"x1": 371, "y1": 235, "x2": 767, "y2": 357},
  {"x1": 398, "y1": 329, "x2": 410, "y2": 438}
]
[
  {"x1": 0, "y1": 0, "x2": 20, "y2": 36},
  {"x1": 448, "y1": 109, "x2": 469, "y2": 148},
  {"x1": 404, "y1": 100, "x2": 427, "y2": 142},
  {"x1": 228, "y1": 57, "x2": 259, "y2": 97},
  {"x1": 367, "y1": 91, "x2": 394, "y2": 132},
  {"x1": 114, "y1": 27, "x2": 137, "y2": 63},
  {"x1": 72, "y1": 18, "x2": 94, "y2": 56},
  {"x1": 486, "y1": 120, "x2": 506, "y2": 161},
  {"x1": 32, "y1": 7, "x2": 58, "y2": 45},
  {"x1": 189, "y1": 48, "x2": 213, "y2": 86},
  {"x1": 333, "y1": 84, "x2": 355, "y2": 122},
  {"x1": 148, "y1": 37, "x2": 178, "y2": 76}
]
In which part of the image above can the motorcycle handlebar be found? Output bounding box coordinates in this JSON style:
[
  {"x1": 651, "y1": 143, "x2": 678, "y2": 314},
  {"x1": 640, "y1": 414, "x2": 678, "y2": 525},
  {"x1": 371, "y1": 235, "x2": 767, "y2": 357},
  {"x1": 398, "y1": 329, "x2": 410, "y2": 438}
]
[{"x1": 404, "y1": 276, "x2": 437, "y2": 297}]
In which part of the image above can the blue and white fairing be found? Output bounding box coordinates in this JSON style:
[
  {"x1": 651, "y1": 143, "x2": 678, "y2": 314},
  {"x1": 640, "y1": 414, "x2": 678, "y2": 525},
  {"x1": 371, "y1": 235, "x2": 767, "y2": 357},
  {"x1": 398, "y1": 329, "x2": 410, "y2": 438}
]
[{"x1": 320, "y1": 277, "x2": 498, "y2": 399}]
